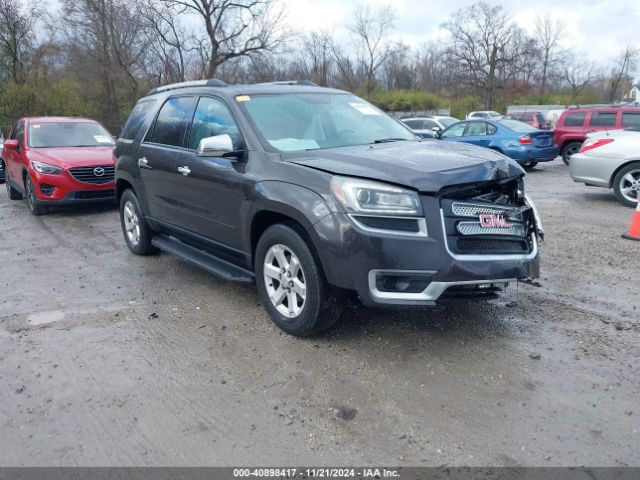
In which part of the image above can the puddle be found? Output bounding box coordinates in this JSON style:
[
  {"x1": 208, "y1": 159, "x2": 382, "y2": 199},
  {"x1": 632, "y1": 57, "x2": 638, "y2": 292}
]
[{"x1": 27, "y1": 310, "x2": 66, "y2": 326}]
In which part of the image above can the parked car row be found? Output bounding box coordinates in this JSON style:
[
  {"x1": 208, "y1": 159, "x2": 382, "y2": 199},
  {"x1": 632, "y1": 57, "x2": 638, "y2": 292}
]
[{"x1": 399, "y1": 106, "x2": 640, "y2": 207}]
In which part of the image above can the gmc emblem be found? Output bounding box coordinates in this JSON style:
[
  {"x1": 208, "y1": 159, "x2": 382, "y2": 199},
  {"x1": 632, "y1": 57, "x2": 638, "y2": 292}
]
[{"x1": 479, "y1": 214, "x2": 513, "y2": 228}]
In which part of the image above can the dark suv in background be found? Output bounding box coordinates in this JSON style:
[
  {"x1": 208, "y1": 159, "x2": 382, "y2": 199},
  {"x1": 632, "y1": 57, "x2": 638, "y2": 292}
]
[
  {"x1": 115, "y1": 80, "x2": 542, "y2": 336},
  {"x1": 554, "y1": 107, "x2": 640, "y2": 164}
]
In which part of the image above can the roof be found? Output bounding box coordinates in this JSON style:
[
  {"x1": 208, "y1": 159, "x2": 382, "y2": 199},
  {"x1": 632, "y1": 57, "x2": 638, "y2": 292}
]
[
  {"x1": 25, "y1": 117, "x2": 98, "y2": 123},
  {"x1": 145, "y1": 79, "x2": 346, "y2": 98}
]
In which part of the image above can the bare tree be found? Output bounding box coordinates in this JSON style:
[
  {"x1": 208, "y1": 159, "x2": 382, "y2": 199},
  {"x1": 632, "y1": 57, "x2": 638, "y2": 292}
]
[
  {"x1": 443, "y1": 1, "x2": 523, "y2": 109},
  {"x1": 347, "y1": 4, "x2": 395, "y2": 93},
  {"x1": 0, "y1": 0, "x2": 36, "y2": 84},
  {"x1": 61, "y1": 0, "x2": 149, "y2": 127},
  {"x1": 606, "y1": 45, "x2": 639, "y2": 102},
  {"x1": 534, "y1": 13, "x2": 565, "y2": 101},
  {"x1": 292, "y1": 31, "x2": 335, "y2": 86},
  {"x1": 160, "y1": 0, "x2": 286, "y2": 79},
  {"x1": 142, "y1": 0, "x2": 192, "y2": 83},
  {"x1": 564, "y1": 59, "x2": 595, "y2": 104}
]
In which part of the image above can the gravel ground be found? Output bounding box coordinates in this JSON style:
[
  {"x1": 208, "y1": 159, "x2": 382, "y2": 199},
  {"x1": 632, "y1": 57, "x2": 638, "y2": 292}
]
[{"x1": 0, "y1": 158, "x2": 638, "y2": 467}]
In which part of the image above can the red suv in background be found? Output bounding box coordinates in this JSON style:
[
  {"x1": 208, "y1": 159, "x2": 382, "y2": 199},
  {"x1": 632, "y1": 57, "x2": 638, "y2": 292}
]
[
  {"x1": 503, "y1": 112, "x2": 550, "y2": 130},
  {"x1": 554, "y1": 107, "x2": 640, "y2": 164},
  {"x1": 2, "y1": 117, "x2": 117, "y2": 215}
]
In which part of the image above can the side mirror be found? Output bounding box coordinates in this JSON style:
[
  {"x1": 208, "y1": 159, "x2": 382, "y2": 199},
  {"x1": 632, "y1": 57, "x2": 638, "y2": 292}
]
[
  {"x1": 197, "y1": 134, "x2": 234, "y2": 157},
  {"x1": 431, "y1": 126, "x2": 441, "y2": 133},
  {"x1": 3, "y1": 139, "x2": 19, "y2": 150}
]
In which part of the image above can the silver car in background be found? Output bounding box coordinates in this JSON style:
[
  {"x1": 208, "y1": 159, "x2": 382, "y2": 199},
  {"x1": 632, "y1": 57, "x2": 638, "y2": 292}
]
[{"x1": 570, "y1": 128, "x2": 640, "y2": 207}]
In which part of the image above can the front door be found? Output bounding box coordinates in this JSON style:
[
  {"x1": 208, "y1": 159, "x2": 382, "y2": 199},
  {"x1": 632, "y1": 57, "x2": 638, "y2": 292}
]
[{"x1": 169, "y1": 95, "x2": 247, "y2": 250}]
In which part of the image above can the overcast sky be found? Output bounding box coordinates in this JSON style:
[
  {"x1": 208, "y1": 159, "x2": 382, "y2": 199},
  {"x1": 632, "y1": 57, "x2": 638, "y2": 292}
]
[
  {"x1": 285, "y1": 0, "x2": 640, "y2": 75},
  {"x1": 40, "y1": 0, "x2": 640, "y2": 76}
]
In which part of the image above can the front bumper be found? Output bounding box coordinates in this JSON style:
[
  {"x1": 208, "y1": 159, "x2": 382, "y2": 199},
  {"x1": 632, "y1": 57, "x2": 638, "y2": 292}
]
[
  {"x1": 32, "y1": 169, "x2": 115, "y2": 204},
  {"x1": 36, "y1": 189, "x2": 116, "y2": 205},
  {"x1": 313, "y1": 196, "x2": 541, "y2": 307}
]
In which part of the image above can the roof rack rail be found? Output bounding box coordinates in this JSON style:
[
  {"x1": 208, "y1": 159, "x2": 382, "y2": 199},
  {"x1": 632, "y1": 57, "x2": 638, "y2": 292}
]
[
  {"x1": 147, "y1": 79, "x2": 226, "y2": 95},
  {"x1": 256, "y1": 80, "x2": 318, "y2": 86}
]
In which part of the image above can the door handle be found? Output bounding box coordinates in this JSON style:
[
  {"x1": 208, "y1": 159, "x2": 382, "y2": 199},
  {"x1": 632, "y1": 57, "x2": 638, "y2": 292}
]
[
  {"x1": 138, "y1": 157, "x2": 152, "y2": 169},
  {"x1": 177, "y1": 165, "x2": 191, "y2": 176}
]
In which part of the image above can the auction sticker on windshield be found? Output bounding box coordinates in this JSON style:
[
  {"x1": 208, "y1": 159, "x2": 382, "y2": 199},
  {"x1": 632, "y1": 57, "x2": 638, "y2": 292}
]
[{"x1": 349, "y1": 102, "x2": 381, "y2": 115}]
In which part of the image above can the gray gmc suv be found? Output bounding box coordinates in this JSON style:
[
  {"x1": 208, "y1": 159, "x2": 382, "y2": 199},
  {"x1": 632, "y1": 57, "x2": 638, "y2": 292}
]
[{"x1": 115, "y1": 80, "x2": 542, "y2": 336}]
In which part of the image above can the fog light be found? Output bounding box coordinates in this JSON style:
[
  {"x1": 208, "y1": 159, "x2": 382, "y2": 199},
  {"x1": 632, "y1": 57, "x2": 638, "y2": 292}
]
[
  {"x1": 40, "y1": 184, "x2": 55, "y2": 196},
  {"x1": 375, "y1": 273, "x2": 432, "y2": 293}
]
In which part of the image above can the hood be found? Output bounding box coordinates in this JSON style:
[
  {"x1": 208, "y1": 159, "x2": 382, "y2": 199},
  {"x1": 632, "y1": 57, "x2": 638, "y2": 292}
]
[
  {"x1": 29, "y1": 147, "x2": 116, "y2": 169},
  {"x1": 282, "y1": 140, "x2": 523, "y2": 193}
]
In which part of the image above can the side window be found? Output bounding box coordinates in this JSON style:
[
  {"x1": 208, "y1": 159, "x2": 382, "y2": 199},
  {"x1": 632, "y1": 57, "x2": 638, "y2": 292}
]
[
  {"x1": 147, "y1": 96, "x2": 197, "y2": 147},
  {"x1": 422, "y1": 119, "x2": 438, "y2": 130},
  {"x1": 589, "y1": 112, "x2": 616, "y2": 127},
  {"x1": 14, "y1": 121, "x2": 25, "y2": 147},
  {"x1": 121, "y1": 99, "x2": 157, "y2": 140},
  {"x1": 464, "y1": 122, "x2": 487, "y2": 136},
  {"x1": 622, "y1": 112, "x2": 640, "y2": 128},
  {"x1": 402, "y1": 120, "x2": 422, "y2": 129},
  {"x1": 441, "y1": 122, "x2": 466, "y2": 138},
  {"x1": 563, "y1": 112, "x2": 587, "y2": 127},
  {"x1": 487, "y1": 123, "x2": 497, "y2": 135},
  {"x1": 188, "y1": 96, "x2": 241, "y2": 150}
]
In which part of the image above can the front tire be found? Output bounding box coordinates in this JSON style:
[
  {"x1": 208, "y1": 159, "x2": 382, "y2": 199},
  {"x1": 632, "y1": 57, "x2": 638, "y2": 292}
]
[
  {"x1": 561, "y1": 142, "x2": 582, "y2": 165},
  {"x1": 25, "y1": 175, "x2": 46, "y2": 215},
  {"x1": 612, "y1": 163, "x2": 640, "y2": 207},
  {"x1": 255, "y1": 224, "x2": 342, "y2": 337},
  {"x1": 119, "y1": 189, "x2": 157, "y2": 255}
]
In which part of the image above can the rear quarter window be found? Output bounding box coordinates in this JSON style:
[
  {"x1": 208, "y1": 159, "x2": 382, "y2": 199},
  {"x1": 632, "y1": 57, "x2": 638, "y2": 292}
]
[
  {"x1": 563, "y1": 112, "x2": 587, "y2": 127},
  {"x1": 120, "y1": 99, "x2": 157, "y2": 141},
  {"x1": 622, "y1": 112, "x2": 640, "y2": 128}
]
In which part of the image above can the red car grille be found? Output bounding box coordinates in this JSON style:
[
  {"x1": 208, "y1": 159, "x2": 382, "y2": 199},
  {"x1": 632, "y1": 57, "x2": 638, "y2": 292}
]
[{"x1": 68, "y1": 165, "x2": 115, "y2": 184}]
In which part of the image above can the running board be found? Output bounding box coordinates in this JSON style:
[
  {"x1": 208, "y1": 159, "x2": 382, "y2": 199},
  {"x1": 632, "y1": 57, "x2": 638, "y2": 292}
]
[{"x1": 152, "y1": 235, "x2": 254, "y2": 284}]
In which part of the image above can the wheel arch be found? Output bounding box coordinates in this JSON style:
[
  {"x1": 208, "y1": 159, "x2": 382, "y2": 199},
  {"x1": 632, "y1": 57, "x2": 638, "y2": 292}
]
[{"x1": 609, "y1": 159, "x2": 640, "y2": 188}]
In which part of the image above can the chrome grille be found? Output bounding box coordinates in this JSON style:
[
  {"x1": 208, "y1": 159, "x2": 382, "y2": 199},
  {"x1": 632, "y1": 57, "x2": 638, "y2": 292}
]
[
  {"x1": 68, "y1": 165, "x2": 115, "y2": 184},
  {"x1": 457, "y1": 221, "x2": 525, "y2": 237},
  {"x1": 452, "y1": 202, "x2": 521, "y2": 220}
]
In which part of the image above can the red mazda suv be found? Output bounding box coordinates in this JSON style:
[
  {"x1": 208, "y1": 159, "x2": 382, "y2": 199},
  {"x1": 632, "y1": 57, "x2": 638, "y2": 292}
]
[{"x1": 2, "y1": 117, "x2": 117, "y2": 215}]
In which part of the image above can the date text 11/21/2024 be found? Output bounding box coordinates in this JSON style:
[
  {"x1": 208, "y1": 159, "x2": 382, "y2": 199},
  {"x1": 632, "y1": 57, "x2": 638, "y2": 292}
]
[{"x1": 232, "y1": 468, "x2": 401, "y2": 478}]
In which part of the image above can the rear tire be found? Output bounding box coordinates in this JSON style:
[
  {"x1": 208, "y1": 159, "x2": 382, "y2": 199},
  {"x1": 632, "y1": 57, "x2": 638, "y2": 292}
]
[
  {"x1": 119, "y1": 189, "x2": 158, "y2": 255},
  {"x1": 255, "y1": 223, "x2": 343, "y2": 337},
  {"x1": 612, "y1": 162, "x2": 640, "y2": 208},
  {"x1": 561, "y1": 142, "x2": 582, "y2": 165},
  {"x1": 5, "y1": 172, "x2": 22, "y2": 200}
]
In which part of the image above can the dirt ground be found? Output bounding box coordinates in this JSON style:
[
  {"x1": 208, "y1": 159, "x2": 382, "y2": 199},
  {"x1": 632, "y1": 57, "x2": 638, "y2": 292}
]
[{"x1": 1, "y1": 158, "x2": 638, "y2": 467}]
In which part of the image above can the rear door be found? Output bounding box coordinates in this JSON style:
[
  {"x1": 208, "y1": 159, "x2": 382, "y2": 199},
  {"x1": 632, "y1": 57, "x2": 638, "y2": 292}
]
[
  {"x1": 169, "y1": 95, "x2": 247, "y2": 249},
  {"x1": 138, "y1": 95, "x2": 197, "y2": 224},
  {"x1": 587, "y1": 111, "x2": 617, "y2": 133}
]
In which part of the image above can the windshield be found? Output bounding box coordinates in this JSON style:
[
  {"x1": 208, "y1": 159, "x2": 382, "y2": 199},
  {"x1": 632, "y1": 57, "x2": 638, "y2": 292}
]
[
  {"x1": 29, "y1": 122, "x2": 115, "y2": 148},
  {"x1": 488, "y1": 111, "x2": 502, "y2": 117},
  {"x1": 240, "y1": 93, "x2": 416, "y2": 152},
  {"x1": 499, "y1": 119, "x2": 538, "y2": 132},
  {"x1": 438, "y1": 117, "x2": 458, "y2": 127}
]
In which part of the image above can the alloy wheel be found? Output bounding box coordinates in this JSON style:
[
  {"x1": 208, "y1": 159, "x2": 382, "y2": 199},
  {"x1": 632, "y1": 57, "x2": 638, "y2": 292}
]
[
  {"x1": 618, "y1": 169, "x2": 640, "y2": 204},
  {"x1": 123, "y1": 200, "x2": 141, "y2": 246},
  {"x1": 263, "y1": 243, "x2": 307, "y2": 319}
]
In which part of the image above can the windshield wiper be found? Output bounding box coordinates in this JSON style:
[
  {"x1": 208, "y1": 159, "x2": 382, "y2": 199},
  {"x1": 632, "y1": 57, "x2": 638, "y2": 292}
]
[{"x1": 372, "y1": 138, "x2": 411, "y2": 144}]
